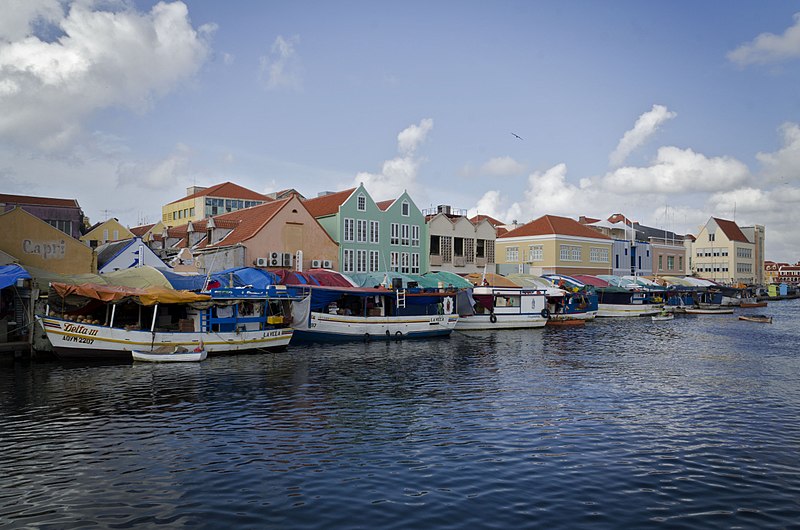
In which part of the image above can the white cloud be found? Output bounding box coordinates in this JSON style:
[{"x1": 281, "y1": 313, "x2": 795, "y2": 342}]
[
  {"x1": 756, "y1": 122, "x2": 800, "y2": 182},
  {"x1": 602, "y1": 146, "x2": 750, "y2": 193},
  {"x1": 0, "y1": 0, "x2": 64, "y2": 42},
  {"x1": 259, "y1": 35, "x2": 301, "y2": 90},
  {"x1": 728, "y1": 12, "x2": 800, "y2": 66},
  {"x1": 609, "y1": 104, "x2": 676, "y2": 167},
  {"x1": 354, "y1": 118, "x2": 433, "y2": 200},
  {"x1": 0, "y1": 1, "x2": 211, "y2": 149},
  {"x1": 482, "y1": 156, "x2": 526, "y2": 177}
]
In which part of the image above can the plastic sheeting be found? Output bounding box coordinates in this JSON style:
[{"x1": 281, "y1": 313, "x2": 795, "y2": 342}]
[
  {"x1": 26, "y1": 265, "x2": 172, "y2": 289},
  {"x1": 421, "y1": 271, "x2": 473, "y2": 289},
  {"x1": 0, "y1": 264, "x2": 31, "y2": 290},
  {"x1": 49, "y1": 282, "x2": 211, "y2": 306}
]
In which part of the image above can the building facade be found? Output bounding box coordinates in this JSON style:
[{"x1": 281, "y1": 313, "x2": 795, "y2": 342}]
[
  {"x1": 426, "y1": 205, "x2": 496, "y2": 275},
  {"x1": 0, "y1": 193, "x2": 86, "y2": 240},
  {"x1": 691, "y1": 217, "x2": 763, "y2": 285},
  {"x1": 162, "y1": 182, "x2": 270, "y2": 228},
  {"x1": 81, "y1": 218, "x2": 134, "y2": 248},
  {"x1": 495, "y1": 214, "x2": 613, "y2": 276}
]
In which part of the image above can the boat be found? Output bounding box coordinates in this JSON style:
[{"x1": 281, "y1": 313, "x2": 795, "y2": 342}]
[
  {"x1": 455, "y1": 286, "x2": 549, "y2": 330},
  {"x1": 651, "y1": 312, "x2": 674, "y2": 322},
  {"x1": 684, "y1": 307, "x2": 734, "y2": 315},
  {"x1": 132, "y1": 344, "x2": 207, "y2": 362},
  {"x1": 39, "y1": 282, "x2": 304, "y2": 361},
  {"x1": 740, "y1": 301, "x2": 768, "y2": 308},
  {"x1": 546, "y1": 319, "x2": 585, "y2": 327},
  {"x1": 290, "y1": 284, "x2": 458, "y2": 342},
  {"x1": 738, "y1": 314, "x2": 772, "y2": 323}
]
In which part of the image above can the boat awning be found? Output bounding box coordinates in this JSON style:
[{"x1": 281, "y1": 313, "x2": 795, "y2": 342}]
[
  {"x1": 571, "y1": 275, "x2": 609, "y2": 288},
  {"x1": 49, "y1": 282, "x2": 211, "y2": 306},
  {"x1": 0, "y1": 264, "x2": 31, "y2": 290}
]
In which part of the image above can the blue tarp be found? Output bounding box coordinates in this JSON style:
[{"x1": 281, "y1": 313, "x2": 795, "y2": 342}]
[
  {"x1": 157, "y1": 269, "x2": 208, "y2": 291},
  {"x1": 159, "y1": 267, "x2": 280, "y2": 292},
  {"x1": 0, "y1": 264, "x2": 31, "y2": 290}
]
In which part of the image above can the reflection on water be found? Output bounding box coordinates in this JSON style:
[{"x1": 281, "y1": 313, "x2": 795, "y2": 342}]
[{"x1": 2, "y1": 300, "x2": 800, "y2": 529}]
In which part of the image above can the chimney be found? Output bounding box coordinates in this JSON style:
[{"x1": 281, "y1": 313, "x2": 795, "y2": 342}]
[{"x1": 186, "y1": 185, "x2": 207, "y2": 196}]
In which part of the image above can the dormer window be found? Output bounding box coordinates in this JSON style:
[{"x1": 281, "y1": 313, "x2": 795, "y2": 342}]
[
  {"x1": 357, "y1": 195, "x2": 366, "y2": 211},
  {"x1": 401, "y1": 200, "x2": 409, "y2": 216}
]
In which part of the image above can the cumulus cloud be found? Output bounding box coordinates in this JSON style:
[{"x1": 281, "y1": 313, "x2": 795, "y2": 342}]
[
  {"x1": 0, "y1": 1, "x2": 211, "y2": 149},
  {"x1": 259, "y1": 35, "x2": 302, "y2": 90},
  {"x1": 0, "y1": 0, "x2": 63, "y2": 42},
  {"x1": 602, "y1": 146, "x2": 750, "y2": 193},
  {"x1": 354, "y1": 118, "x2": 433, "y2": 200},
  {"x1": 461, "y1": 156, "x2": 526, "y2": 178},
  {"x1": 728, "y1": 12, "x2": 800, "y2": 66},
  {"x1": 756, "y1": 122, "x2": 800, "y2": 182},
  {"x1": 609, "y1": 104, "x2": 677, "y2": 167}
]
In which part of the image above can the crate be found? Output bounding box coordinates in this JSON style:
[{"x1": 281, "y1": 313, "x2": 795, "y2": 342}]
[{"x1": 267, "y1": 315, "x2": 284, "y2": 325}]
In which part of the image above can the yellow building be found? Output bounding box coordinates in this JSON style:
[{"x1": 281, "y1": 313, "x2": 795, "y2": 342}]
[
  {"x1": 162, "y1": 182, "x2": 270, "y2": 228},
  {"x1": 495, "y1": 214, "x2": 613, "y2": 276},
  {"x1": 690, "y1": 217, "x2": 762, "y2": 285},
  {"x1": 80, "y1": 218, "x2": 134, "y2": 248},
  {"x1": 130, "y1": 221, "x2": 166, "y2": 243},
  {"x1": 0, "y1": 207, "x2": 95, "y2": 274}
]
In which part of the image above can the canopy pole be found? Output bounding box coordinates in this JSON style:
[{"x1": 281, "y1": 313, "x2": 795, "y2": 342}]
[
  {"x1": 110, "y1": 304, "x2": 117, "y2": 328},
  {"x1": 150, "y1": 304, "x2": 159, "y2": 332}
]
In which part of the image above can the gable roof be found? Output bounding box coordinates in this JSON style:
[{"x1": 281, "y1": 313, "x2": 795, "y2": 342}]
[
  {"x1": 0, "y1": 193, "x2": 81, "y2": 209},
  {"x1": 130, "y1": 223, "x2": 155, "y2": 237},
  {"x1": 713, "y1": 217, "x2": 749, "y2": 243},
  {"x1": 302, "y1": 188, "x2": 356, "y2": 217},
  {"x1": 500, "y1": 214, "x2": 612, "y2": 240},
  {"x1": 375, "y1": 199, "x2": 394, "y2": 211},
  {"x1": 168, "y1": 182, "x2": 270, "y2": 205},
  {"x1": 96, "y1": 239, "x2": 135, "y2": 268},
  {"x1": 470, "y1": 214, "x2": 505, "y2": 227},
  {"x1": 206, "y1": 199, "x2": 291, "y2": 247}
]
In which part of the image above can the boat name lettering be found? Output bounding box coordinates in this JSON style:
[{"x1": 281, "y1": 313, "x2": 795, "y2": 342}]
[
  {"x1": 431, "y1": 316, "x2": 445, "y2": 323},
  {"x1": 63, "y1": 323, "x2": 100, "y2": 336}
]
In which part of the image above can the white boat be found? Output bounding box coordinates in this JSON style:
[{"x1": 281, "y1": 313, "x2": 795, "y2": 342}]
[
  {"x1": 39, "y1": 283, "x2": 303, "y2": 361},
  {"x1": 594, "y1": 288, "x2": 662, "y2": 317},
  {"x1": 738, "y1": 314, "x2": 772, "y2": 323},
  {"x1": 132, "y1": 345, "x2": 207, "y2": 362},
  {"x1": 290, "y1": 285, "x2": 458, "y2": 342},
  {"x1": 455, "y1": 286, "x2": 549, "y2": 330},
  {"x1": 684, "y1": 307, "x2": 734, "y2": 315},
  {"x1": 651, "y1": 312, "x2": 674, "y2": 322}
]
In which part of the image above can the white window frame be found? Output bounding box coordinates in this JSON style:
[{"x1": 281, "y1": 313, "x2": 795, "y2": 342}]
[
  {"x1": 343, "y1": 218, "x2": 355, "y2": 242},
  {"x1": 411, "y1": 253, "x2": 420, "y2": 274},
  {"x1": 529, "y1": 245, "x2": 543, "y2": 262},
  {"x1": 401, "y1": 200, "x2": 410, "y2": 216},
  {"x1": 357, "y1": 219, "x2": 368, "y2": 243},
  {"x1": 369, "y1": 220, "x2": 380, "y2": 244},
  {"x1": 401, "y1": 224, "x2": 410, "y2": 246},
  {"x1": 356, "y1": 249, "x2": 367, "y2": 273},
  {"x1": 391, "y1": 223, "x2": 400, "y2": 245},
  {"x1": 343, "y1": 249, "x2": 354, "y2": 273},
  {"x1": 589, "y1": 247, "x2": 608, "y2": 263},
  {"x1": 411, "y1": 225, "x2": 420, "y2": 247},
  {"x1": 357, "y1": 194, "x2": 366, "y2": 211},
  {"x1": 506, "y1": 246, "x2": 519, "y2": 262},
  {"x1": 369, "y1": 250, "x2": 380, "y2": 272},
  {"x1": 401, "y1": 252, "x2": 410, "y2": 273},
  {"x1": 560, "y1": 245, "x2": 581, "y2": 262},
  {"x1": 390, "y1": 251, "x2": 400, "y2": 272}
]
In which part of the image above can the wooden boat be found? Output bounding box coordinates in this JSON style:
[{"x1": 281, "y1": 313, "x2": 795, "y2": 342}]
[
  {"x1": 740, "y1": 301, "x2": 768, "y2": 308},
  {"x1": 651, "y1": 312, "x2": 674, "y2": 322},
  {"x1": 290, "y1": 285, "x2": 458, "y2": 342},
  {"x1": 39, "y1": 283, "x2": 303, "y2": 361},
  {"x1": 738, "y1": 314, "x2": 772, "y2": 323},
  {"x1": 546, "y1": 319, "x2": 585, "y2": 327},
  {"x1": 684, "y1": 307, "x2": 734, "y2": 315},
  {"x1": 132, "y1": 345, "x2": 207, "y2": 362},
  {"x1": 456, "y1": 287, "x2": 549, "y2": 330}
]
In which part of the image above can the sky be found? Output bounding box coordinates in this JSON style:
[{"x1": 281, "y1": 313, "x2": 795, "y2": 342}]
[{"x1": 2, "y1": 1, "x2": 800, "y2": 262}]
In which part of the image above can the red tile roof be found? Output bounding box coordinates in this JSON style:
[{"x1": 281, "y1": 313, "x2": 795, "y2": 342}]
[
  {"x1": 470, "y1": 214, "x2": 505, "y2": 227},
  {"x1": 167, "y1": 182, "x2": 270, "y2": 205},
  {"x1": 375, "y1": 199, "x2": 394, "y2": 211},
  {"x1": 713, "y1": 217, "x2": 749, "y2": 243},
  {"x1": 499, "y1": 214, "x2": 612, "y2": 240},
  {"x1": 302, "y1": 188, "x2": 356, "y2": 217},
  {"x1": 0, "y1": 193, "x2": 81, "y2": 209},
  {"x1": 207, "y1": 200, "x2": 290, "y2": 247},
  {"x1": 130, "y1": 223, "x2": 155, "y2": 237}
]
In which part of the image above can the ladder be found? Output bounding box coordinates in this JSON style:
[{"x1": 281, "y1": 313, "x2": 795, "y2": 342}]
[{"x1": 396, "y1": 289, "x2": 406, "y2": 309}]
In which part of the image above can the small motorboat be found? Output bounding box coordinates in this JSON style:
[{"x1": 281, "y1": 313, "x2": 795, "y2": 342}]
[
  {"x1": 738, "y1": 315, "x2": 772, "y2": 324},
  {"x1": 546, "y1": 319, "x2": 585, "y2": 327},
  {"x1": 684, "y1": 307, "x2": 734, "y2": 315},
  {"x1": 740, "y1": 301, "x2": 768, "y2": 308},
  {"x1": 132, "y1": 344, "x2": 207, "y2": 363},
  {"x1": 651, "y1": 312, "x2": 674, "y2": 322}
]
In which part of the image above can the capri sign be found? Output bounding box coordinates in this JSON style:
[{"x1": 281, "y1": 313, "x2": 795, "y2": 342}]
[{"x1": 23, "y1": 239, "x2": 66, "y2": 260}]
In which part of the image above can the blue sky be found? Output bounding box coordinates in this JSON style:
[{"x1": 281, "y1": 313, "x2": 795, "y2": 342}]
[{"x1": 2, "y1": 1, "x2": 800, "y2": 262}]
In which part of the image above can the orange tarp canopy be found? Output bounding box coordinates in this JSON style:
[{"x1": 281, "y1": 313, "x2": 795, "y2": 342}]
[{"x1": 50, "y1": 282, "x2": 211, "y2": 306}]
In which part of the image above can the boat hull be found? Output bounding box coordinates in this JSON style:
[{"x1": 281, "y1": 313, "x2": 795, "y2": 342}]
[
  {"x1": 291, "y1": 312, "x2": 458, "y2": 343},
  {"x1": 597, "y1": 303, "x2": 662, "y2": 317},
  {"x1": 132, "y1": 350, "x2": 207, "y2": 362},
  {"x1": 39, "y1": 316, "x2": 293, "y2": 361},
  {"x1": 456, "y1": 313, "x2": 547, "y2": 331}
]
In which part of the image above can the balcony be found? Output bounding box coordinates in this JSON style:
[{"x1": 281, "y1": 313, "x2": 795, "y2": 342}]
[{"x1": 430, "y1": 255, "x2": 443, "y2": 266}]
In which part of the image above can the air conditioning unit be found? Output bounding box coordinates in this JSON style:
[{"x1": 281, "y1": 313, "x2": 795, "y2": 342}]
[
  {"x1": 322, "y1": 260, "x2": 333, "y2": 269},
  {"x1": 311, "y1": 259, "x2": 321, "y2": 268},
  {"x1": 268, "y1": 251, "x2": 282, "y2": 267},
  {"x1": 256, "y1": 257, "x2": 269, "y2": 267},
  {"x1": 281, "y1": 252, "x2": 293, "y2": 267}
]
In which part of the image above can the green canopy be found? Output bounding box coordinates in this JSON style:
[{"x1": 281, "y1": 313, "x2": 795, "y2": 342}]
[
  {"x1": 421, "y1": 271, "x2": 473, "y2": 289},
  {"x1": 26, "y1": 265, "x2": 172, "y2": 290}
]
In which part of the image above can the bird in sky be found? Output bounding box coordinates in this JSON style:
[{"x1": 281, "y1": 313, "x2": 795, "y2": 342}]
[{"x1": 511, "y1": 132, "x2": 523, "y2": 140}]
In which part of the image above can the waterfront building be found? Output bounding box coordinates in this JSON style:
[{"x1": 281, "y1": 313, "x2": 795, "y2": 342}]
[
  {"x1": 130, "y1": 221, "x2": 167, "y2": 243},
  {"x1": 0, "y1": 193, "x2": 86, "y2": 240},
  {"x1": 425, "y1": 205, "x2": 496, "y2": 275},
  {"x1": 303, "y1": 184, "x2": 428, "y2": 274},
  {"x1": 495, "y1": 214, "x2": 612, "y2": 276},
  {"x1": 96, "y1": 237, "x2": 169, "y2": 273},
  {"x1": 161, "y1": 182, "x2": 270, "y2": 228},
  {"x1": 156, "y1": 195, "x2": 338, "y2": 274},
  {"x1": 80, "y1": 218, "x2": 134, "y2": 248},
  {"x1": 0, "y1": 207, "x2": 95, "y2": 274},
  {"x1": 690, "y1": 217, "x2": 764, "y2": 285},
  {"x1": 764, "y1": 260, "x2": 800, "y2": 286}
]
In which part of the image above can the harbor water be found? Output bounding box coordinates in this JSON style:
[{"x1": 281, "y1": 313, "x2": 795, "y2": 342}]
[{"x1": 2, "y1": 300, "x2": 800, "y2": 529}]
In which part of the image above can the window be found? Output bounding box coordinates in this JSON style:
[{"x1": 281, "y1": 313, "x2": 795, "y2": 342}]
[
  {"x1": 560, "y1": 245, "x2": 581, "y2": 261},
  {"x1": 401, "y1": 252, "x2": 410, "y2": 273},
  {"x1": 344, "y1": 218, "x2": 355, "y2": 242},
  {"x1": 529, "y1": 245, "x2": 543, "y2": 262},
  {"x1": 113, "y1": 230, "x2": 119, "y2": 240},
  {"x1": 709, "y1": 233, "x2": 715, "y2": 242},
  {"x1": 356, "y1": 249, "x2": 367, "y2": 273},
  {"x1": 476, "y1": 239, "x2": 485, "y2": 258},
  {"x1": 454, "y1": 237, "x2": 464, "y2": 257},
  {"x1": 401, "y1": 224, "x2": 410, "y2": 246},
  {"x1": 430, "y1": 235, "x2": 441, "y2": 255},
  {"x1": 589, "y1": 247, "x2": 608, "y2": 263},
  {"x1": 390, "y1": 251, "x2": 399, "y2": 272},
  {"x1": 667, "y1": 256, "x2": 675, "y2": 270},
  {"x1": 357, "y1": 219, "x2": 368, "y2": 243},
  {"x1": 103, "y1": 229, "x2": 109, "y2": 241},
  {"x1": 411, "y1": 253, "x2": 420, "y2": 274},
  {"x1": 369, "y1": 250, "x2": 380, "y2": 272},
  {"x1": 465, "y1": 238, "x2": 475, "y2": 263},
  {"x1": 679, "y1": 256, "x2": 683, "y2": 270},
  {"x1": 411, "y1": 225, "x2": 420, "y2": 247},
  {"x1": 441, "y1": 236, "x2": 452, "y2": 262},
  {"x1": 370, "y1": 221, "x2": 380, "y2": 244},
  {"x1": 391, "y1": 223, "x2": 400, "y2": 245},
  {"x1": 401, "y1": 200, "x2": 410, "y2": 216},
  {"x1": 658, "y1": 255, "x2": 663, "y2": 271},
  {"x1": 343, "y1": 249, "x2": 354, "y2": 273},
  {"x1": 506, "y1": 246, "x2": 519, "y2": 262},
  {"x1": 357, "y1": 194, "x2": 366, "y2": 211}
]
